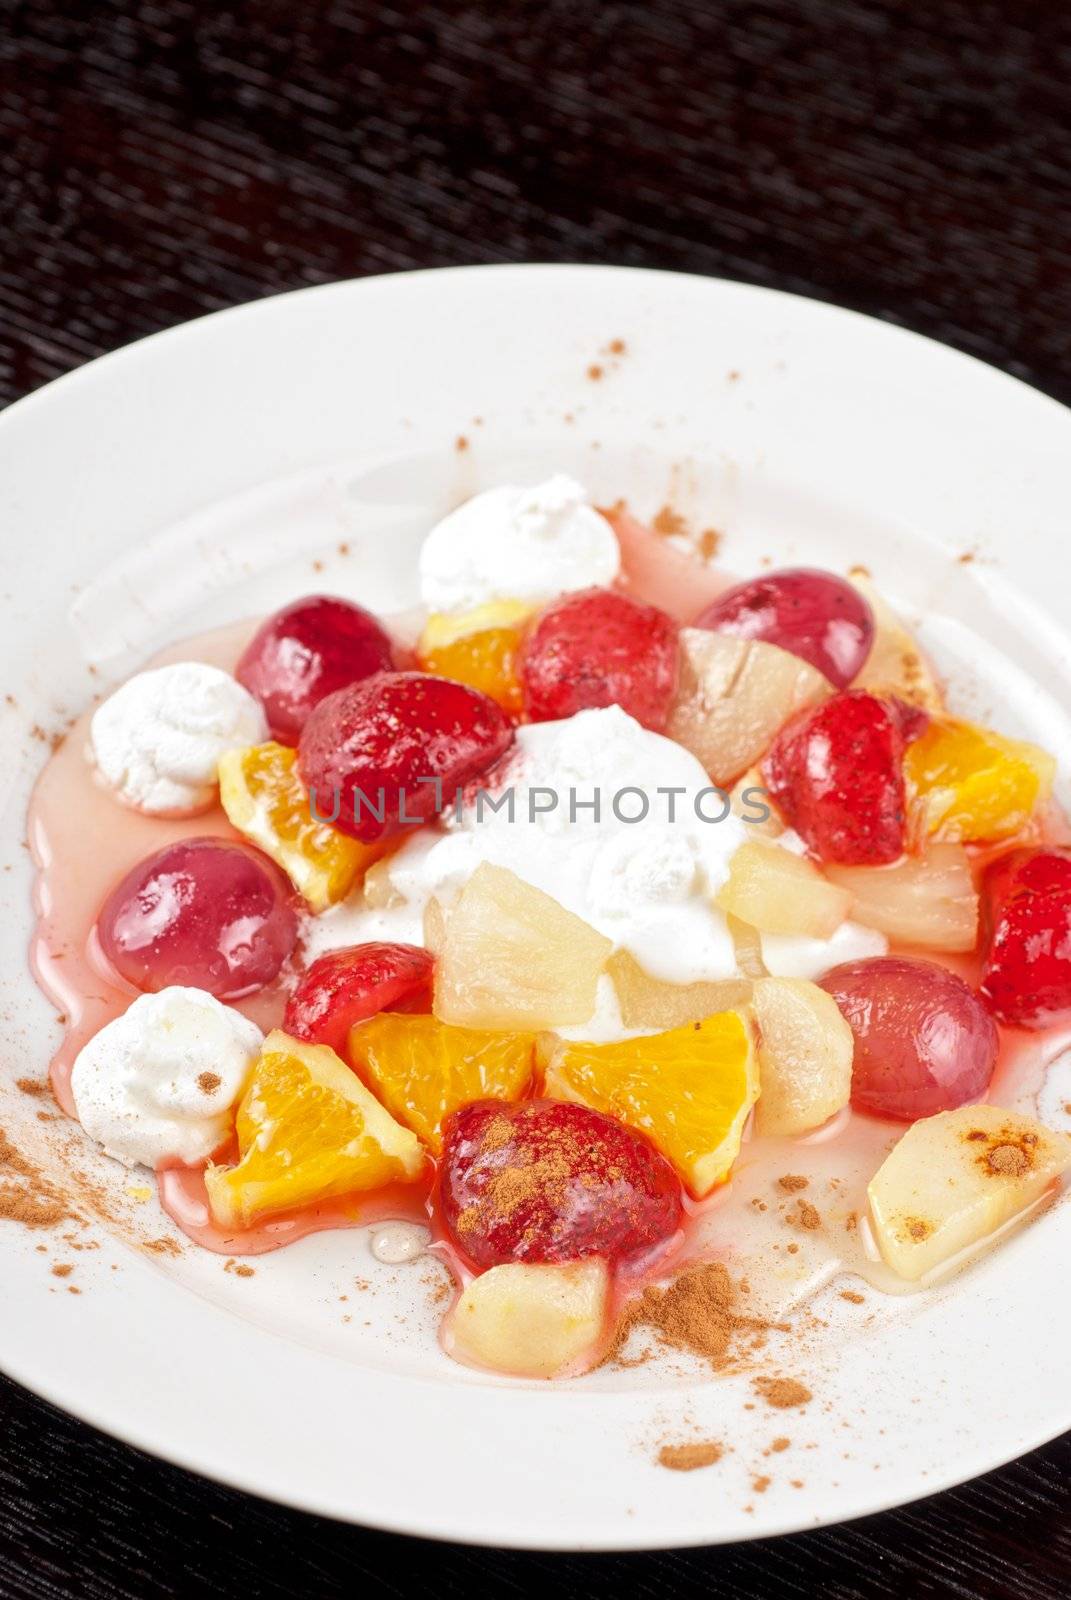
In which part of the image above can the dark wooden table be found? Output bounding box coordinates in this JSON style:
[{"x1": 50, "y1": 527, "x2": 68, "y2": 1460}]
[{"x1": 2, "y1": 2, "x2": 1070, "y2": 1594}]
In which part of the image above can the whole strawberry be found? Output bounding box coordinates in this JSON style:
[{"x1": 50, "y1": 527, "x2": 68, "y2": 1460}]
[
  {"x1": 284, "y1": 942, "x2": 434, "y2": 1053},
  {"x1": 980, "y1": 847, "x2": 1071, "y2": 1028},
  {"x1": 439, "y1": 1098, "x2": 683, "y2": 1269},
  {"x1": 762, "y1": 689, "x2": 908, "y2": 864},
  {"x1": 298, "y1": 671, "x2": 514, "y2": 843},
  {"x1": 519, "y1": 586, "x2": 679, "y2": 731}
]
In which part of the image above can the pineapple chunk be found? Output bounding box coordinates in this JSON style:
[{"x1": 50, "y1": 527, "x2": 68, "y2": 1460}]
[
  {"x1": 825, "y1": 844, "x2": 978, "y2": 952},
  {"x1": 715, "y1": 839, "x2": 853, "y2": 939},
  {"x1": 448, "y1": 1259, "x2": 610, "y2": 1378},
  {"x1": 752, "y1": 977, "x2": 853, "y2": 1136},
  {"x1": 667, "y1": 629, "x2": 829, "y2": 786},
  {"x1": 607, "y1": 949, "x2": 751, "y2": 1030},
  {"x1": 434, "y1": 863, "x2": 612, "y2": 1030},
  {"x1": 868, "y1": 1105, "x2": 1071, "y2": 1281},
  {"x1": 848, "y1": 570, "x2": 943, "y2": 711}
]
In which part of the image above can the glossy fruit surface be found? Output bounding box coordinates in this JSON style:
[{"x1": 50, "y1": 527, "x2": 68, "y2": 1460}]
[
  {"x1": 284, "y1": 942, "x2": 435, "y2": 1053},
  {"x1": 519, "y1": 586, "x2": 679, "y2": 731},
  {"x1": 97, "y1": 838, "x2": 298, "y2": 999},
  {"x1": 348, "y1": 1012, "x2": 534, "y2": 1152},
  {"x1": 204, "y1": 1030, "x2": 424, "y2": 1228},
  {"x1": 905, "y1": 717, "x2": 1054, "y2": 843},
  {"x1": 820, "y1": 956, "x2": 998, "y2": 1121},
  {"x1": 695, "y1": 567, "x2": 874, "y2": 689},
  {"x1": 219, "y1": 741, "x2": 377, "y2": 911},
  {"x1": 417, "y1": 600, "x2": 530, "y2": 714},
  {"x1": 980, "y1": 847, "x2": 1071, "y2": 1027},
  {"x1": 236, "y1": 595, "x2": 394, "y2": 744},
  {"x1": 297, "y1": 671, "x2": 513, "y2": 844},
  {"x1": 762, "y1": 690, "x2": 908, "y2": 865},
  {"x1": 825, "y1": 843, "x2": 978, "y2": 953},
  {"x1": 433, "y1": 862, "x2": 612, "y2": 1031},
  {"x1": 440, "y1": 1098, "x2": 682, "y2": 1270},
  {"x1": 542, "y1": 1011, "x2": 757, "y2": 1196}
]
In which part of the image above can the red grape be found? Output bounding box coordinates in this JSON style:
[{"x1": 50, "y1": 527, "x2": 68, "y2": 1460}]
[
  {"x1": 695, "y1": 568, "x2": 873, "y2": 688},
  {"x1": 819, "y1": 956, "x2": 998, "y2": 1121},
  {"x1": 518, "y1": 587, "x2": 679, "y2": 731},
  {"x1": 236, "y1": 595, "x2": 394, "y2": 745},
  {"x1": 97, "y1": 838, "x2": 298, "y2": 1000},
  {"x1": 439, "y1": 1098, "x2": 683, "y2": 1269}
]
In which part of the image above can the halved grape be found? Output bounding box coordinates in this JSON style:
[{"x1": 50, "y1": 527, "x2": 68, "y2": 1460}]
[
  {"x1": 97, "y1": 838, "x2": 298, "y2": 999},
  {"x1": 819, "y1": 955, "x2": 998, "y2": 1121},
  {"x1": 236, "y1": 595, "x2": 394, "y2": 745},
  {"x1": 695, "y1": 568, "x2": 874, "y2": 689}
]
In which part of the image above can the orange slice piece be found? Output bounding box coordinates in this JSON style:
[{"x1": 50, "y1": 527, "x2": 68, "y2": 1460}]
[
  {"x1": 348, "y1": 1012, "x2": 535, "y2": 1153},
  {"x1": 417, "y1": 600, "x2": 531, "y2": 714},
  {"x1": 542, "y1": 1011, "x2": 757, "y2": 1197},
  {"x1": 219, "y1": 741, "x2": 379, "y2": 911},
  {"x1": 204, "y1": 1030, "x2": 424, "y2": 1228},
  {"x1": 904, "y1": 718, "x2": 1054, "y2": 843}
]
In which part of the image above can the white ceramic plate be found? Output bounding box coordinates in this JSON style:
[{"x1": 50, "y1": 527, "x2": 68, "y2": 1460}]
[{"x1": 2, "y1": 265, "x2": 1071, "y2": 1550}]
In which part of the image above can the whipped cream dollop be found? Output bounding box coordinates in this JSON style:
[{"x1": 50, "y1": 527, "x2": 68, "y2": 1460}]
[
  {"x1": 418, "y1": 474, "x2": 620, "y2": 614},
  {"x1": 91, "y1": 661, "x2": 267, "y2": 815},
  {"x1": 305, "y1": 706, "x2": 887, "y2": 1016},
  {"x1": 70, "y1": 987, "x2": 263, "y2": 1169}
]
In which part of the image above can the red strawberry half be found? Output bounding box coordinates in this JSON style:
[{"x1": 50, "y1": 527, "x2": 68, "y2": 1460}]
[
  {"x1": 439, "y1": 1098, "x2": 683, "y2": 1270},
  {"x1": 519, "y1": 586, "x2": 679, "y2": 731},
  {"x1": 980, "y1": 847, "x2": 1071, "y2": 1028},
  {"x1": 762, "y1": 689, "x2": 908, "y2": 865},
  {"x1": 284, "y1": 942, "x2": 434, "y2": 1053},
  {"x1": 297, "y1": 671, "x2": 514, "y2": 844}
]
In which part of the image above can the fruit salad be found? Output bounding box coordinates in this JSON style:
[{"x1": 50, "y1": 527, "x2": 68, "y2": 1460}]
[{"x1": 28, "y1": 472, "x2": 1071, "y2": 1380}]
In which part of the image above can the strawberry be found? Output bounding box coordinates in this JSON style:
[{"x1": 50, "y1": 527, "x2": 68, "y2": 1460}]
[
  {"x1": 297, "y1": 671, "x2": 514, "y2": 843},
  {"x1": 980, "y1": 847, "x2": 1071, "y2": 1028},
  {"x1": 237, "y1": 595, "x2": 395, "y2": 745},
  {"x1": 439, "y1": 1098, "x2": 683, "y2": 1270},
  {"x1": 283, "y1": 942, "x2": 434, "y2": 1053},
  {"x1": 519, "y1": 586, "x2": 679, "y2": 731},
  {"x1": 762, "y1": 689, "x2": 908, "y2": 865}
]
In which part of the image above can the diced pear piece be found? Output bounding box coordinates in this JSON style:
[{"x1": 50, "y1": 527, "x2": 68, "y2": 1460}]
[
  {"x1": 434, "y1": 863, "x2": 612, "y2": 1030},
  {"x1": 716, "y1": 840, "x2": 853, "y2": 939},
  {"x1": 825, "y1": 843, "x2": 978, "y2": 952},
  {"x1": 847, "y1": 570, "x2": 943, "y2": 711},
  {"x1": 607, "y1": 949, "x2": 751, "y2": 1030},
  {"x1": 753, "y1": 977, "x2": 853, "y2": 1136},
  {"x1": 667, "y1": 629, "x2": 829, "y2": 786},
  {"x1": 868, "y1": 1105, "x2": 1071, "y2": 1281},
  {"x1": 448, "y1": 1259, "x2": 610, "y2": 1378}
]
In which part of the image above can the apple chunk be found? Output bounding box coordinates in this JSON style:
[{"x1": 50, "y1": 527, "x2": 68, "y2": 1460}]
[
  {"x1": 447, "y1": 1259, "x2": 610, "y2": 1378},
  {"x1": 868, "y1": 1105, "x2": 1071, "y2": 1281},
  {"x1": 752, "y1": 977, "x2": 853, "y2": 1136}
]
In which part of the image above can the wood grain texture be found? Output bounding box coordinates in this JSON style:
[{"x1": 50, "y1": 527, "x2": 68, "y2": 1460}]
[{"x1": 1, "y1": 0, "x2": 1070, "y2": 1593}]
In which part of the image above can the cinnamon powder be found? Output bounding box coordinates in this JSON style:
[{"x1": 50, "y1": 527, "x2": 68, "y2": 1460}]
[
  {"x1": 608, "y1": 1262, "x2": 775, "y2": 1369},
  {"x1": 0, "y1": 1129, "x2": 69, "y2": 1228},
  {"x1": 657, "y1": 1441, "x2": 722, "y2": 1472},
  {"x1": 752, "y1": 1376, "x2": 812, "y2": 1409}
]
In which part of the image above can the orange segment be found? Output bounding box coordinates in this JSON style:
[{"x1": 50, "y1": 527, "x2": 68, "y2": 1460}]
[
  {"x1": 542, "y1": 1011, "x2": 757, "y2": 1197},
  {"x1": 417, "y1": 601, "x2": 532, "y2": 714},
  {"x1": 219, "y1": 741, "x2": 379, "y2": 911},
  {"x1": 204, "y1": 1030, "x2": 424, "y2": 1228},
  {"x1": 905, "y1": 718, "x2": 1055, "y2": 844},
  {"x1": 348, "y1": 1012, "x2": 535, "y2": 1153}
]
